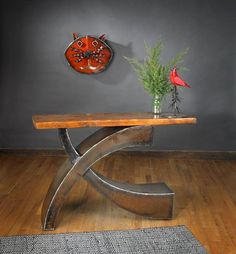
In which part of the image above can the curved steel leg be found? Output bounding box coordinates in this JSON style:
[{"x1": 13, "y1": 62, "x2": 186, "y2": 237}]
[
  {"x1": 76, "y1": 127, "x2": 125, "y2": 155},
  {"x1": 42, "y1": 126, "x2": 153, "y2": 230},
  {"x1": 84, "y1": 170, "x2": 174, "y2": 219},
  {"x1": 41, "y1": 159, "x2": 75, "y2": 230},
  {"x1": 58, "y1": 128, "x2": 79, "y2": 163},
  {"x1": 42, "y1": 127, "x2": 127, "y2": 230}
]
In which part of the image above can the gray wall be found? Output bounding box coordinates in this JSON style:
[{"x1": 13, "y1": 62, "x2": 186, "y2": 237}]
[{"x1": 0, "y1": 0, "x2": 235, "y2": 150}]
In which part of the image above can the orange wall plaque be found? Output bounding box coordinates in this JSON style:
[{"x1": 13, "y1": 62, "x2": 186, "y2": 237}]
[{"x1": 65, "y1": 34, "x2": 113, "y2": 74}]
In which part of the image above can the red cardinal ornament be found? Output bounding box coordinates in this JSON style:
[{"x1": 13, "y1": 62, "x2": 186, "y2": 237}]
[
  {"x1": 170, "y1": 68, "x2": 190, "y2": 88},
  {"x1": 169, "y1": 68, "x2": 190, "y2": 116}
]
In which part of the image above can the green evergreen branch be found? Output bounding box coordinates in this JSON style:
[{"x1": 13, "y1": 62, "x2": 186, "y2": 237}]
[{"x1": 124, "y1": 40, "x2": 188, "y2": 99}]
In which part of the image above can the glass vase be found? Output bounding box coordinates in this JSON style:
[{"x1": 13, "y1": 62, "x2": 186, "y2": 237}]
[{"x1": 152, "y1": 94, "x2": 162, "y2": 115}]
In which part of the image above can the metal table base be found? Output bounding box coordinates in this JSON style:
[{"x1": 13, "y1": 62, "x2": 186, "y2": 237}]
[{"x1": 41, "y1": 126, "x2": 174, "y2": 230}]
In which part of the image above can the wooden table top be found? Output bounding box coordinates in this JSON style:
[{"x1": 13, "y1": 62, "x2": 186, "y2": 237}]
[{"x1": 32, "y1": 112, "x2": 197, "y2": 129}]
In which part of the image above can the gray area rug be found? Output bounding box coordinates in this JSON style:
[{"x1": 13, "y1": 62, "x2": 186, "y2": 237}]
[{"x1": 0, "y1": 226, "x2": 207, "y2": 254}]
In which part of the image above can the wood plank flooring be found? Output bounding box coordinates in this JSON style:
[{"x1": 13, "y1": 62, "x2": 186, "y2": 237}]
[{"x1": 0, "y1": 153, "x2": 235, "y2": 254}]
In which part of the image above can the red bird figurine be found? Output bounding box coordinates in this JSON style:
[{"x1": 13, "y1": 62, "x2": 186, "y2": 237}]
[
  {"x1": 170, "y1": 68, "x2": 190, "y2": 88},
  {"x1": 169, "y1": 68, "x2": 190, "y2": 115}
]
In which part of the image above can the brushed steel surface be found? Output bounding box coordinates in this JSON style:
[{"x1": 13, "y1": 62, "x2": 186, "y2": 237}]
[
  {"x1": 41, "y1": 125, "x2": 174, "y2": 230},
  {"x1": 76, "y1": 126, "x2": 124, "y2": 155},
  {"x1": 41, "y1": 126, "x2": 153, "y2": 230},
  {"x1": 58, "y1": 128, "x2": 79, "y2": 163},
  {"x1": 84, "y1": 170, "x2": 174, "y2": 219}
]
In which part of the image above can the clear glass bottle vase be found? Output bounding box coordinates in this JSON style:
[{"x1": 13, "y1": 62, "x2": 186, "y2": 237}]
[{"x1": 152, "y1": 94, "x2": 162, "y2": 115}]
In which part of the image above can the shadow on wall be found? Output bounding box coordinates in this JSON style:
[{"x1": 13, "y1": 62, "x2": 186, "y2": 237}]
[{"x1": 93, "y1": 41, "x2": 134, "y2": 85}]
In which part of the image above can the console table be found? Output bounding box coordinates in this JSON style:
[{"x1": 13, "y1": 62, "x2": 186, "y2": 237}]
[{"x1": 32, "y1": 112, "x2": 196, "y2": 230}]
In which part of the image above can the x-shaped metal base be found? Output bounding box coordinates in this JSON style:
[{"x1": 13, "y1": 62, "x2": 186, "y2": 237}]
[{"x1": 41, "y1": 126, "x2": 174, "y2": 230}]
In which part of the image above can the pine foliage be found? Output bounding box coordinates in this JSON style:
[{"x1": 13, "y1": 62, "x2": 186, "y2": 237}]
[{"x1": 124, "y1": 40, "x2": 188, "y2": 99}]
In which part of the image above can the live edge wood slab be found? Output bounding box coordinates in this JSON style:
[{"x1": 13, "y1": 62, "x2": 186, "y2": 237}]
[
  {"x1": 32, "y1": 112, "x2": 196, "y2": 129},
  {"x1": 32, "y1": 112, "x2": 197, "y2": 230}
]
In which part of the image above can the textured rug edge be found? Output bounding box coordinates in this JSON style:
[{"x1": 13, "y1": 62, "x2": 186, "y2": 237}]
[
  {"x1": 0, "y1": 225, "x2": 208, "y2": 254},
  {"x1": 0, "y1": 225, "x2": 188, "y2": 238}
]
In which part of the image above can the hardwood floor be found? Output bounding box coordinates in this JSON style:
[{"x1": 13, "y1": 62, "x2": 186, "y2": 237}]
[{"x1": 0, "y1": 153, "x2": 235, "y2": 253}]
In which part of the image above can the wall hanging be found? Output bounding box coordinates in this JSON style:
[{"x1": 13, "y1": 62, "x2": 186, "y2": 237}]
[{"x1": 65, "y1": 33, "x2": 113, "y2": 74}]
